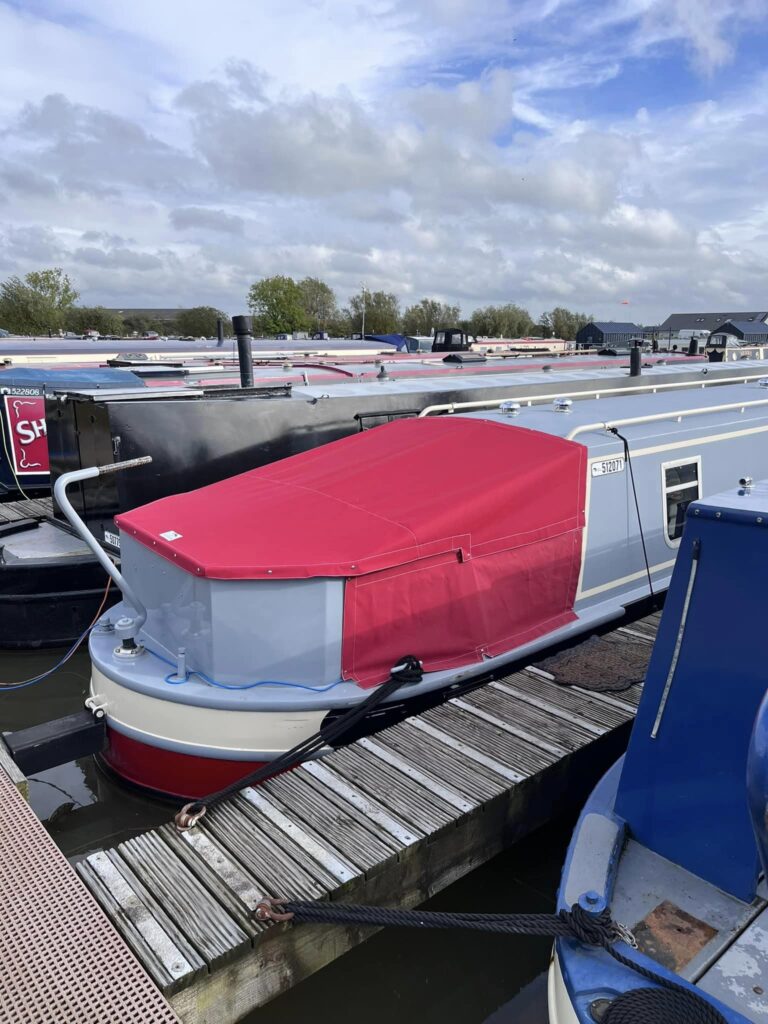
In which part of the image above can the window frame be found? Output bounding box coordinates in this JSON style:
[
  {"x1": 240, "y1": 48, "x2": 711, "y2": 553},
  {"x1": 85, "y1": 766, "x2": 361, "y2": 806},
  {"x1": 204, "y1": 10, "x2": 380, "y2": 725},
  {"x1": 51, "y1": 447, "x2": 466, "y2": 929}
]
[{"x1": 660, "y1": 455, "x2": 702, "y2": 548}]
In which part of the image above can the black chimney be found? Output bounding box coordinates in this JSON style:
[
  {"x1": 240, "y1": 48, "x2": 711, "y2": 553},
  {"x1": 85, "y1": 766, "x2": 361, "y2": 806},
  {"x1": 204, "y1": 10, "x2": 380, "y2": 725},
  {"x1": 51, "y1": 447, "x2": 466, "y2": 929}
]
[
  {"x1": 629, "y1": 340, "x2": 641, "y2": 377},
  {"x1": 216, "y1": 317, "x2": 224, "y2": 347},
  {"x1": 232, "y1": 315, "x2": 254, "y2": 388}
]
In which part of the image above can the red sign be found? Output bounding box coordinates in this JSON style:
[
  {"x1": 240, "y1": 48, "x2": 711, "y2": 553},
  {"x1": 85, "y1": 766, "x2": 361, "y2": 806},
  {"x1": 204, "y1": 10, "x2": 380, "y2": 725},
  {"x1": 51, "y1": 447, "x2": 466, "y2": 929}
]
[{"x1": 3, "y1": 395, "x2": 49, "y2": 475}]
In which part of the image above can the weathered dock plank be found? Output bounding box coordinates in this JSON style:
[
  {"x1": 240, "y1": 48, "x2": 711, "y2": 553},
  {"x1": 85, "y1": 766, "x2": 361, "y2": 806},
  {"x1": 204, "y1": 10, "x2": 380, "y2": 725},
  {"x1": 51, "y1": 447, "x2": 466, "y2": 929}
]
[
  {"x1": 0, "y1": 761, "x2": 180, "y2": 1023},
  {"x1": 79, "y1": 613, "x2": 656, "y2": 1024},
  {"x1": 0, "y1": 735, "x2": 28, "y2": 797},
  {"x1": 0, "y1": 495, "x2": 52, "y2": 521}
]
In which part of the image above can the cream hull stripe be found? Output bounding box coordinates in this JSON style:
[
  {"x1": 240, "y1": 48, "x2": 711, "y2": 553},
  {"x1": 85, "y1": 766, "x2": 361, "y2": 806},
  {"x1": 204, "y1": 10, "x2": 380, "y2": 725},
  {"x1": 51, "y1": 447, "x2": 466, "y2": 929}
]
[{"x1": 91, "y1": 666, "x2": 325, "y2": 758}]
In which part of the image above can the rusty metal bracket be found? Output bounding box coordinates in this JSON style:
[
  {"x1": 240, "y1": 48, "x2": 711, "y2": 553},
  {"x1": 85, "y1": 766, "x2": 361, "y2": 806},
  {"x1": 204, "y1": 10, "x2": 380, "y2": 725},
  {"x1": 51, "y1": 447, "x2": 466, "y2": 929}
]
[
  {"x1": 174, "y1": 802, "x2": 207, "y2": 831},
  {"x1": 254, "y1": 898, "x2": 294, "y2": 923}
]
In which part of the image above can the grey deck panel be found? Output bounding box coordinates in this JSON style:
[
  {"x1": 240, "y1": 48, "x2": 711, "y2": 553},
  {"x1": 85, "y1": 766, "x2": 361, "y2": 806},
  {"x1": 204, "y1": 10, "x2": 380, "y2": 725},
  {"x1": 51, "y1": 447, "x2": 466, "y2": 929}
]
[
  {"x1": 455, "y1": 686, "x2": 599, "y2": 751},
  {"x1": 487, "y1": 679, "x2": 606, "y2": 737},
  {"x1": 258, "y1": 767, "x2": 403, "y2": 870},
  {"x1": 419, "y1": 702, "x2": 561, "y2": 777},
  {"x1": 698, "y1": 903, "x2": 768, "y2": 1016},
  {"x1": 512, "y1": 669, "x2": 640, "y2": 728},
  {"x1": 449, "y1": 694, "x2": 572, "y2": 758},
  {"x1": 327, "y1": 742, "x2": 467, "y2": 829},
  {"x1": 355, "y1": 734, "x2": 477, "y2": 814},
  {"x1": 78, "y1": 611, "x2": 658, "y2": 1014},
  {"x1": 200, "y1": 800, "x2": 333, "y2": 900},
  {"x1": 238, "y1": 786, "x2": 361, "y2": 886},
  {"x1": 405, "y1": 715, "x2": 527, "y2": 784},
  {"x1": 159, "y1": 824, "x2": 267, "y2": 935},
  {"x1": 79, "y1": 848, "x2": 207, "y2": 991},
  {"x1": 116, "y1": 833, "x2": 251, "y2": 970},
  {"x1": 374, "y1": 718, "x2": 513, "y2": 802},
  {"x1": 613, "y1": 838, "x2": 761, "y2": 985},
  {"x1": 300, "y1": 758, "x2": 423, "y2": 845}
]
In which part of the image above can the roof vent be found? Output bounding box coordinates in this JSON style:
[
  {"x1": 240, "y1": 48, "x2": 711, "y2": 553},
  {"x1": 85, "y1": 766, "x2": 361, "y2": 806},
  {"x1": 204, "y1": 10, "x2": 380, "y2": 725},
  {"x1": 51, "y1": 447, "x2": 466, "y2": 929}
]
[
  {"x1": 553, "y1": 398, "x2": 573, "y2": 413},
  {"x1": 500, "y1": 401, "x2": 521, "y2": 417},
  {"x1": 739, "y1": 476, "x2": 753, "y2": 495}
]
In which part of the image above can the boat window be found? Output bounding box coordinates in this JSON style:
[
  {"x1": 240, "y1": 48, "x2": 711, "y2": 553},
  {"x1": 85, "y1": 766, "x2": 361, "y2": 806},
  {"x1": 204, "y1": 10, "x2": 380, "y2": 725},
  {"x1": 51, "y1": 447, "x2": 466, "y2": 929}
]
[{"x1": 663, "y1": 459, "x2": 700, "y2": 543}]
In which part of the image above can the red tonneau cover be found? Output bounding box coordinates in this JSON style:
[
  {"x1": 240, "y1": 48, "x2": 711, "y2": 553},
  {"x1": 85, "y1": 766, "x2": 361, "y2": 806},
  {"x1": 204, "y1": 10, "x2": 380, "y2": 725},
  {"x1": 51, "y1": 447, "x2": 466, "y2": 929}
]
[{"x1": 117, "y1": 417, "x2": 587, "y2": 686}]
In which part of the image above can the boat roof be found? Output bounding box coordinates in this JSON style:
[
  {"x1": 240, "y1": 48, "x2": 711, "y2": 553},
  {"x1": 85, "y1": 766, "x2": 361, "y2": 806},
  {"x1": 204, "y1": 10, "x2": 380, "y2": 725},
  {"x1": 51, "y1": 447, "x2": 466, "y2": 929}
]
[
  {"x1": 296, "y1": 359, "x2": 767, "y2": 400},
  {"x1": 469, "y1": 378, "x2": 768, "y2": 452},
  {"x1": 116, "y1": 417, "x2": 586, "y2": 580},
  {"x1": 693, "y1": 477, "x2": 768, "y2": 515}
]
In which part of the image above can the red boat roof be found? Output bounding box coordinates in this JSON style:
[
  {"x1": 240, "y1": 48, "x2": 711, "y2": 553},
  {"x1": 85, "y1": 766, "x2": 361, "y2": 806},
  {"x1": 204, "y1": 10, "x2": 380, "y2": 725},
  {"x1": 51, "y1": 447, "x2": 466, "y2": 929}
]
[{"x1": 116, "y1": 417, "x2": 587, "y2": 580}]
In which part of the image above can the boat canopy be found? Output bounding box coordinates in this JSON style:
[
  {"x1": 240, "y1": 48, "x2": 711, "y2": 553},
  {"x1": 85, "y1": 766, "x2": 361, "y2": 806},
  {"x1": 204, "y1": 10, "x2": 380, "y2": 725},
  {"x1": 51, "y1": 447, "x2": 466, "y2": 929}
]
[
  {"x1": 363, "y1": 333, "x2": 414, "y2": 351},
  {"x1": 0, "y1": 367, "x2": 145, "y2": 389},
  {"x1": 117, "y1": 417, "x2": 587, "y2": 686}
]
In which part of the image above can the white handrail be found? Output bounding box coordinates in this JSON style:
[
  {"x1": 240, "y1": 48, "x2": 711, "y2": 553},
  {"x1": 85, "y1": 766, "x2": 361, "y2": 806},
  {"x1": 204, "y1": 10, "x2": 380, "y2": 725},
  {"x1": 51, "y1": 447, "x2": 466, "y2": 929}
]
[
  {"x1": 417, "y1": 371, "x2": 768, "y2": 418},
  {"x1": 566, "y1": 397, "x2": 768, "y2": 441}
]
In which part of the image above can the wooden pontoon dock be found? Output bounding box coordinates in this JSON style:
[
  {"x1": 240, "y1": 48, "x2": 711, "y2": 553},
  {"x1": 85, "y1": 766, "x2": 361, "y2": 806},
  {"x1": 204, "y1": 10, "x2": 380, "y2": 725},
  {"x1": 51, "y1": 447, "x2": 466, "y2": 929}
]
[
  {"x1": 67, "y1": 612, "x2": 660, "y2": 1023},
  {"x1": 0, "y1": 495, "x2": 53, "y2": 523}
]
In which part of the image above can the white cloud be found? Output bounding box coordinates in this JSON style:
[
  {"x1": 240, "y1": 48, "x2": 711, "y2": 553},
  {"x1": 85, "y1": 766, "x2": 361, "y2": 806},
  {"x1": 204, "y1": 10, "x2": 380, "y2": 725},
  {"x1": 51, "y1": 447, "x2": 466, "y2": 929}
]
[
  {"x1": 169, "y1": 207, "x2": 245, "y2": 235},
  {"x1": 0, "y1": 0, "x2": 767, "y2": 323}
]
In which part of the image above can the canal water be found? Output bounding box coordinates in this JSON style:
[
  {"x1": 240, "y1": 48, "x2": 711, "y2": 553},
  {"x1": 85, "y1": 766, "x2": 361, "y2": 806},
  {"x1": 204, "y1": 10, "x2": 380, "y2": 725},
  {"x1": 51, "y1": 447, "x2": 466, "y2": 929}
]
[{"x1": 1, "y1": 643, "x2": 569, "y2": 1023}]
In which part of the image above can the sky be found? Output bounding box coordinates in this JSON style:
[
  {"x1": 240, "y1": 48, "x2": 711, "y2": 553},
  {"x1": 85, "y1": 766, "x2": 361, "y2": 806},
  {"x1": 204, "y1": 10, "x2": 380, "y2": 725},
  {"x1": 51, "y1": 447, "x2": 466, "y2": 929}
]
[{"x1": 1, "y1": 0, "x2": 767, "y2": 324}]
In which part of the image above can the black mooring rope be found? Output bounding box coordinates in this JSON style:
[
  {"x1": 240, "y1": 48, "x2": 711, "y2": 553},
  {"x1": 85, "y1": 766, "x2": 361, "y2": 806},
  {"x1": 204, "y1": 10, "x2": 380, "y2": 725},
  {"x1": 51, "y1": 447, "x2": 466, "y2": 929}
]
[
  {"x1": 254, "y1": 899, "x2": 726, "y2": 1024},
  {"x1": 609, "y1": 427, "x2": 658, "y2": 608},
  {"x1": 174, "y1": 656, "x2": 424, "y2": 828}
]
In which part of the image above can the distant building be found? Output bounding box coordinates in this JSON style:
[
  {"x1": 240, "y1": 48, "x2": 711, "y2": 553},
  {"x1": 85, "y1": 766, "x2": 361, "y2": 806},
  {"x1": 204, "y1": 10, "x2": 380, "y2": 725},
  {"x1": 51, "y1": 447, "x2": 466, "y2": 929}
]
[
  {"x1": 659, "y1": 311, "x2": 768, "y2": 336},
  {"x1": 709, "y1": 320, "x2": 768, "y2": 343},
  {"x1": 106, "y1": 308, "x2": 191, "y2": 328},
  {"x1": 575, "y1": 321, "x2": 644, "y2": 348}
]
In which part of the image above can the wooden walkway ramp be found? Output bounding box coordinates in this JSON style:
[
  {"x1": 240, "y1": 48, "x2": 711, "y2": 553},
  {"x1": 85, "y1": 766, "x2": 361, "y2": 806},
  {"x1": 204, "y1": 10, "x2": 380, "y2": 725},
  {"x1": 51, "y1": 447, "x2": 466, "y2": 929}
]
[
  {"x1": 0, "y1": 747, "x2": 179, "y2": 1023},
  {"x1": 0, "y1": 495, "x2": 53, "y2": 522},
  {"x1": 78, "y1": 613, "x2": 660, "y2": 1024}
]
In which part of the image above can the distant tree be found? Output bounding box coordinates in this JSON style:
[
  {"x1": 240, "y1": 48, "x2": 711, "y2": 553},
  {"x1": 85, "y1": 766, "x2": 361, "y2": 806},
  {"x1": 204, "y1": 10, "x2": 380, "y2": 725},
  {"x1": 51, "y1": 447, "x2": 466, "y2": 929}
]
[
  {"x1": 121, "y1": 315, "x2": 168, "y2": 336},
  {"x1": 247, "y1": 275, "x2": 309, "y2": 335},
  {"x1": 538, "y1": 307, "x2": 593, "y2": 340},
  {"x1": 65, "y1": 306, "x2": 125, "y2": 336},
  {"x1": 176, "y1": 306, "x2": 231, "y2": 338},
  {"x1": 401, "y1": 298, "x2": 461, "y2": 337},
  {"x1": 468, "y1": 303, "x2": 534, "y2": 338},
  {"x1": 347, "y1": 289, "x2": 401, "y2": 334},
  {"x1": 297, "y1": 278, "x2": 338, "y2": 333},
  {"x1": 0, "y1": 268, "x2": 79, "y2": 334},
  {"x1": 328, "y1": 309, "x2": 353, "y2": 337}
]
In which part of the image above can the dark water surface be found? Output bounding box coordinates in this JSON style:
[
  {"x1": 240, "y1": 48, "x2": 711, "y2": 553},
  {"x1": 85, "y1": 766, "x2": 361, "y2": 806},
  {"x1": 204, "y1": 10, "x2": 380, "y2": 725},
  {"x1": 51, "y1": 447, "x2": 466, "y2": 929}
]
[{"x1": 1, "y1": 643, "x2": 566, "y2": 1023}]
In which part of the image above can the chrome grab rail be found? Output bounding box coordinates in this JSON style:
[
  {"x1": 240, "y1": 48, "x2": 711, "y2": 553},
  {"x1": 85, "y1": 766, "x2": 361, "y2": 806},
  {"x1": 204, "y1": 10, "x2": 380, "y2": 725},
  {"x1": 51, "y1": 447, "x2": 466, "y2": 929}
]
[
  {"x1": 417, "y1": 370, "x2": 768, "y2": 418},
  {"x1": 53, "y1": 457, "x2": 152, "y2": 637}
]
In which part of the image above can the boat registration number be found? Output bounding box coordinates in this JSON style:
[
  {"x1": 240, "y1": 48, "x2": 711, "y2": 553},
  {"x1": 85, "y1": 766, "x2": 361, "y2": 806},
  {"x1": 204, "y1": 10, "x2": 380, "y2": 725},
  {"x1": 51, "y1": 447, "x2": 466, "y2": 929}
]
[
  {"x1": 591, "y1": 457, "x2": 625, "y2": 477},
  {"x1": 104, "y1": 530, "x2": 120, "y2": 549}
]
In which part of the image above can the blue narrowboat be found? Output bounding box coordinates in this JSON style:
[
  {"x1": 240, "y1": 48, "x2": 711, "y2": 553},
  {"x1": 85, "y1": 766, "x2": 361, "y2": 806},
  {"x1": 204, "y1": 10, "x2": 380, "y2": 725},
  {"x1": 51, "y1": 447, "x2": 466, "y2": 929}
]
[{"x1": 551, "y1": 477, "x2": 768, "y2": 1022}]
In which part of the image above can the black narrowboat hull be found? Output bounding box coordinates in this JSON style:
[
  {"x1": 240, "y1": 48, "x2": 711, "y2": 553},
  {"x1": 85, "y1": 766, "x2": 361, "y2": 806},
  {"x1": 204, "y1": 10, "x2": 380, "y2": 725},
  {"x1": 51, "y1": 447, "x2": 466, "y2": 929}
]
[{"x1": 0, "y1": 550, "x2": 115, "y2": 648}]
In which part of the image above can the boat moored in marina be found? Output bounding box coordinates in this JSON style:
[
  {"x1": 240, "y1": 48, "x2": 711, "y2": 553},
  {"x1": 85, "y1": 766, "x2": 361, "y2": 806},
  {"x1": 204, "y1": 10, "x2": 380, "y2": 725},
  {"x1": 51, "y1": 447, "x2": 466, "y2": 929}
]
[
  {"x1": 63, "y1": 380, "x2": 768, "y2": 798},
  {"x1": 0, "y1": 354, "x2": 722, "y2": 650},
  {"x1": 549, "y1": 477, "x2": 768, "y2": 1022},
  {"x1": 0, "y1": 366, "x2": 146, "y2": 498}
]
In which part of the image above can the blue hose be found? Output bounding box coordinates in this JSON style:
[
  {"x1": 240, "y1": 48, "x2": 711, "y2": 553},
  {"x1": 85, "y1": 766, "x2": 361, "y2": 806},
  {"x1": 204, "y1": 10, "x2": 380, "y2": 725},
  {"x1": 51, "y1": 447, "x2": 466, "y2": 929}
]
[{"x1": 145, "y1": 646, "x2": 345, "y2": 693}]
